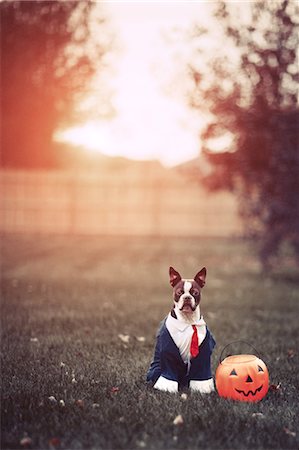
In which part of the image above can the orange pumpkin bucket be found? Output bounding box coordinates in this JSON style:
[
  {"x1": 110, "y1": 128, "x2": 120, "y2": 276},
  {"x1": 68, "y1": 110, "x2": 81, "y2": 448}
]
[{"x1": 216, "y1": 341, "x2": 269, "y2": 402}]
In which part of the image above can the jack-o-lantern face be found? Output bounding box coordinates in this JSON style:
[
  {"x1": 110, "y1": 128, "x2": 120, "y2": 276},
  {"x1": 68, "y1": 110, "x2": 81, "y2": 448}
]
[{"x1": 216, "y1": 354, "x2": 269, "y2": 402}]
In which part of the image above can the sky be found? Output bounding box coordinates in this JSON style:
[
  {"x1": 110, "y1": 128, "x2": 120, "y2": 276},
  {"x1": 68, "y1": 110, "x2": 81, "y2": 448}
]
[{"x1": 56, "y1": 1, "x2": 217, "y2": 167}]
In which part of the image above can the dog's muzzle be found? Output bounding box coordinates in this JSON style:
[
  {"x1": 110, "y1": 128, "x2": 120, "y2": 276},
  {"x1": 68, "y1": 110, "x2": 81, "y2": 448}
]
[{"x1": 180, "y1": 296, "x2": 196, "y2": 311}]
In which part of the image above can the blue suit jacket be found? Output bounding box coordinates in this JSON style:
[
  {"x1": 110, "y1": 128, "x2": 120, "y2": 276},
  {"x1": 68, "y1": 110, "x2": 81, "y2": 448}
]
[{"x1": 147, "y1": 318, "x2": 216, "y2": 389}]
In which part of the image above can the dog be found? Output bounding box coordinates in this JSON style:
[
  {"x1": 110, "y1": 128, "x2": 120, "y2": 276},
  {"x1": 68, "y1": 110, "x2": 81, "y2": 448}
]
[{"x1": 147, "y1": 266, "x2": 215, "y2": 393}]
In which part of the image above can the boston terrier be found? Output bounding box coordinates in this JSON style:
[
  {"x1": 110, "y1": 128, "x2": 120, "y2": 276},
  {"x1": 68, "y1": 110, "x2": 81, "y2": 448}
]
[{"x1": 147, "y1": 267, "x2": 216, "y2": 393}]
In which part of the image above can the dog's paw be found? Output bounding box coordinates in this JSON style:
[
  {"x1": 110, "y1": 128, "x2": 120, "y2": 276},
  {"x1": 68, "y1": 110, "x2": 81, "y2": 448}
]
[
  {"x1": 190, "y1": 378, "x2": 215, "y2": 394},
  {"x1": 154, "y1": 376, "x2": 178, "y2": 393}
]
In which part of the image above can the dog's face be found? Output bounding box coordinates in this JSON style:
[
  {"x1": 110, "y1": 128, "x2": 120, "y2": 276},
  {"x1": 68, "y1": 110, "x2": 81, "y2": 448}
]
[{"x1": 169, "y1": 267, "x2": 206, "y2": 314}]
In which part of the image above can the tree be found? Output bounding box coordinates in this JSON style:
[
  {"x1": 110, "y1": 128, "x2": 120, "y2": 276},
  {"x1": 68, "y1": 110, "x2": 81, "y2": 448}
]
[
  {"x1": 189, "y1": 0, "x2": 299, "y2": 268},
  {"x1": 1, "y1": 1, "x2": 110, "y2": 168}
]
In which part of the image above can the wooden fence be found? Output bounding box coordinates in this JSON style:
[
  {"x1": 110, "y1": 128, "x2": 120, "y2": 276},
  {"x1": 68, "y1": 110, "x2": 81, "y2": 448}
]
[{"x1": 0, "y1": 165, "x2": 242, "y2": 236}]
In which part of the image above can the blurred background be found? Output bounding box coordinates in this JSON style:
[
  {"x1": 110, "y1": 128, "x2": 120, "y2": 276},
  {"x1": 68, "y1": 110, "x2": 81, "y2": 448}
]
[
  {"x1": 1, "y1": 5, "x2": 299, "y2": 448},
  {"x1": 1, "y1": 0, "x2": 298, "y2": 270}
]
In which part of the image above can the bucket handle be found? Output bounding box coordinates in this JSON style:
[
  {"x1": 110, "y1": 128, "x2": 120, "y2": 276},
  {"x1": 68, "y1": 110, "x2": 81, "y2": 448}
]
[{"x1": 219, "y1": 340, "x2": 261, "y2": 364}]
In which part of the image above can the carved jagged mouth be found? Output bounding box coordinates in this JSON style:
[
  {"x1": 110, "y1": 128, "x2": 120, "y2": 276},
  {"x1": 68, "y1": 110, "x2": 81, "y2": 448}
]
[{"x1": 235, "y1": 385, "x2": 263, "y2": 397}]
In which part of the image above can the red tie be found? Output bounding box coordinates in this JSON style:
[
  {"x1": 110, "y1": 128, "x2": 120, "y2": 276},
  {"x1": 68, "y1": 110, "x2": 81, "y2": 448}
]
[{"x1": 190, "y1": 325, "x2": 199, "y2": 358}]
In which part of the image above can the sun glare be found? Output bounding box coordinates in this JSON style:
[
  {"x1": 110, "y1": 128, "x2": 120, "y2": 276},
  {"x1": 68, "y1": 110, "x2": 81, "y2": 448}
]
[
  {"x1": 56, "y1": 123, "x2": 110, "y2": 154},
  {"x1": 56, "y1": 111, "x2": 202, "y2": 167},
  {"x1": 55, "y1": 2, "x2": 217, "y2": 167}
]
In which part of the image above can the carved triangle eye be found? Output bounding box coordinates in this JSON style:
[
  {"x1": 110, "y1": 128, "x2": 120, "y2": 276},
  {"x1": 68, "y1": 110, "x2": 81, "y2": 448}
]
[
  {"x1": 230, "y1": 369, "x2": 237, "y2": 376},
  {"x1": 258, "y1": 365, "x2": 264, "y2": 372}
]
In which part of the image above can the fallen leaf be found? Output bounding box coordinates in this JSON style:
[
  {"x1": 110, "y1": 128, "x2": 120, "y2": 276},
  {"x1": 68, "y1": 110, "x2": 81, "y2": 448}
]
[
  {"x1": 110, "y1": 386, "x2": 120, "y2": 394},
  {"x1": 92, "y1": 403, "x2": 100, "y2": 409},
  {"x1": 180, "y1": 393, "x2": 188, "y2": 401},
  {"x1": 59, "y1": 400, "x2": 65, "y2": 407},
  {"x1": 136, "y1": 440, "x2": 146, "y2": 448},
  {"x1": 173, "y1": 414, "x2": 184, "y2": 426},
  {"x1": 48, "y1": 396, "x2": 57, "y2": 404},
  {"x1": 269, "y1": 383, "x2": 281, "y2": 392},
  {"x1": 49, "y1": 437, "x2": 61, "y2": 448},
  {"x1": 284, "y1": 427, "x2": 296, "y2": 437},
  {"x1": 136, "y1": 336, "x2": 146, "y2": 342},
  {"x1": 60, "y1": 362, "x2": 66, "y2": 368},
  {"x1": 30, "y1": 338, "x2": 38, "y2": 343},
  {"x1": 20, "y1": 437, "x2": 32, "y2": 448},
  {"x1": 118, "y1": 334, "x2": 130, "y2": 343},
  {"x1": 252, "y1": 412, "x2": 264, "y2": 418},
  {"x1": 76, "y1": 399, "x2": 84, "y2": 408},
  {"x1": 287, "y1": 349, "x2": 295, "y2": 359}
]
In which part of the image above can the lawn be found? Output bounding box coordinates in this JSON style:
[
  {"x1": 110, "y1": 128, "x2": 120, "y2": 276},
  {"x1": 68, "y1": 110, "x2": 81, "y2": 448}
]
[{"x1": 1, "y1": 234, "x2": 299, "y2": 450}]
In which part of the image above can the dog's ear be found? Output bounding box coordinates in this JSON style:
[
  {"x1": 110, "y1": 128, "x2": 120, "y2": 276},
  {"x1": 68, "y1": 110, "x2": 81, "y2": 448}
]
[
  {"x1": 169, "y1": 267, "x2": 181, "y2": 287},
  {"x1": 194, "y1": 267, "x2": 207, "y2": 288}
]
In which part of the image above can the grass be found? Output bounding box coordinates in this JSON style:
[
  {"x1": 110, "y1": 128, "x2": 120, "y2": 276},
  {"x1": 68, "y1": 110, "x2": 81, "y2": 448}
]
[{"x1": 1, "y1": 234, "x2": 299, "y2": 450}]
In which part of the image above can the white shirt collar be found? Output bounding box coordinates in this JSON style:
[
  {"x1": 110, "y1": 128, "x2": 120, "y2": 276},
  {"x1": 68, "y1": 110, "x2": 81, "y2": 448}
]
[{"x1": 166, "y1": 312, "x2": 206, "y2": 332}]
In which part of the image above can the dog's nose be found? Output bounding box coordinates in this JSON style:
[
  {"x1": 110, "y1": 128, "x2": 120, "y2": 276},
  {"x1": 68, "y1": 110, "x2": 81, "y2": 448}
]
[{"x1": 184, "y1": 296, "x2": 192, "y2": 302}]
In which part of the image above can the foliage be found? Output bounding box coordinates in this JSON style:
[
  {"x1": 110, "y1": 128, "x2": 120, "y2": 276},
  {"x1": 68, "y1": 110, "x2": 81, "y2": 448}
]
[
  {"x1": 0, "y1": 1, "x2": 110, "y2": 168},
  {"x1": 1, "y1": 235, "x2": 299, "y2": 449},
  {"x1": 189, "y1": 0, "x2": 299, "y2": 268}
]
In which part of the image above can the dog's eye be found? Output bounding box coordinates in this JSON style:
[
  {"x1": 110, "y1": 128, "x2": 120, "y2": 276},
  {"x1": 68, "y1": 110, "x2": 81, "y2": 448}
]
[
  {"x1": 191, "y1": 289, "x2": 199, "y2": 296},
  {"x1": 176, "y1": 289, "x2": 184, "y2": 296}
]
